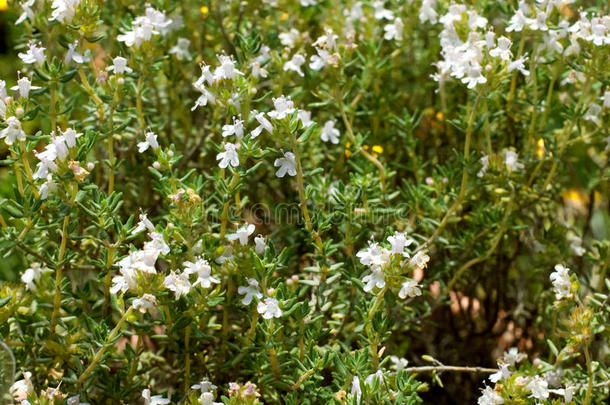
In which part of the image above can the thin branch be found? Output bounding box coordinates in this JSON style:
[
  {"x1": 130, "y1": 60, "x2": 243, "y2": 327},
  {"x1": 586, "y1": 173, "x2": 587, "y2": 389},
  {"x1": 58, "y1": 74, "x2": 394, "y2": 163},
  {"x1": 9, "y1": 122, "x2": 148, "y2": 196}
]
[{"x1": 402, "y1": 365, "x2": 498, "y2": 374}]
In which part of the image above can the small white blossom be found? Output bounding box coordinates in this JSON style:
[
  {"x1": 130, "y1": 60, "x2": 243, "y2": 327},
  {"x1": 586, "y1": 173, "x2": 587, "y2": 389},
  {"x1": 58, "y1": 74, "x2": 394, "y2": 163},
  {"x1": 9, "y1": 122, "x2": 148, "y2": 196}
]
[
  {"x1": 184, "y1": 257, "x2": 220, "y2": 288},
  {"x1": 502, "y1": 347, "x2": 527, "y2": 366},
  {"x1": 373, "y1": 1, "x2": 394, "y2": 20},
  {"x1": 478, "y1": 386, "x2": 504, "y2": 405},
  {"x1": 65, "y1": 41, "x2": 86, "y2": 64},
  {"x1": 489, "y1": 363, "x2": 512, "y2": 383},
  {"x1": 268, "y1": 96, "x2": 295, "y2": 120},
  {"x1": 257, "y1": 297, "x2": 282, "y2": 319},
  {"x1": 505, "y1": 150, "x2": 524, "y2": 172},
  {"x1": 409, "y1": 251, "x2": 430, "y2": 270},
  {"x1": 12, "y1": 77, "x2": 40, "y2": 99},
  {"x1": 222, "y1": 116, "x2": 244, "y2": 139},
  {"x1": 550, "y1": 264, "x2": 571, "y2": 299},
  {"x1": 238, "y1": 278, "x2": 263, "y2": 305},
  {"x1": 583, "y1": 104, "x2": 602, "y2": 125},
  {"x1": 489, "y1": 36, "x2": 512, "y2": 61},
  {"x1": 217, "y1": 143, "x2": 239, "y2": 168},
  {"x1": 21, "y1": 262, "x2": 48, "y2": 291},
  {"x1": 106, "y1": 56, "x2": 133, "y2": 75},
  {"x1": 274, "y1": 151, "x2": 297, "y2": 178},
  {"x1": 138, "y1": 132, "x2": 159, "y2": 153},
  {"x1": 169, "y1": 38, "x2": 192, "y2": 61},
  {"x1": 18, "y1": 41, "x2": 46, "y2": 65},
  {"x1": 227, "y1": 223, "x2": 256, "y2": 246},
  {"x1": 384, "y1": 18, "x2": 404, "y2": 41},
  {"x1": 507, "y1": 55, "x2": 530, "y2": 76},
  {"x1": 279, "y1": 28, "x2": 300, "y2": 49},
  {"x1": 142, "y1": 389, "x2": 170, "y2": 405},
  {"x1": 251, "y1": 111, "x2": 273, "y2": 138},
  {"x1": 398, "y1": 279, "x2": 422, "y2": 299},
  {"x1": 283, "y1": 53, "x2": 306, "y2": 77},
  {"x1": 526, "y1": 376, "x2": 549, "y2": 400},
  {"x1": 11, "y1": 371, "x2": 34, "y2": 399},
  {"x1": 49, "y1": 0, "x2": 82, "y2": 24},
  {"x1": 254, "y1": 236, "x2": 267, "y2": 254},
  {"x1": 387, "y1": 232, "x2": 414, "y2": 255},
  {"x1": 16, "y1": 0, "x2": 35, "y2": 25},
  {"x1": 132, "y1": 213, "x2": 155, "y2": 235},
  {"x1": 164, "y1": 270, "x2": 192, "y2": 298},
  {"x1": 362, "y1": 269, "x2": 385, "y2": 292},
  {"x1": 132, "y1": 294, "x2": 157, "y2": 314},
  {"x1": 320, "y1": 120, "x2": 340, "y2": 144},
  {"x1": 389, "y1": 356, "x2": 408, "y2": 371},
  {"x1": 39, "y1": 174, "x2": 57, "y2": 200},
  {"x1": 0, "y1": 116, "x2": 27, "y2": 146}
]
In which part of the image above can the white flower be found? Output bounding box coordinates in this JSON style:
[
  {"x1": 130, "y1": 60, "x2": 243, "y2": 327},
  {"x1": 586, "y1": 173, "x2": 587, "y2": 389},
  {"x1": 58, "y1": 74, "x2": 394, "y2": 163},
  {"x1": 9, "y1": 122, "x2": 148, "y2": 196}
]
[
  {"x1": 199, "y1": 392, "x2": 223, "y2": 405},
  {"x1": 257, "y1": 297, "x2": 282, "y2": 319},
  {"x1": 65, "y1": 41, "x2": 86, "y2": 64},
  {"x1": 384, "y1": 18, "x2": 404, "y2": 41},
  {"x1": 33, "y1": 144, "x2": 58, "y2": 179},
  {"x1": 214, "y1": 55, "x2": 242, "y2": 80},
  {"x1": 268, "y1": 96, "x2": 295, "y2": 120},
  {"x1": 274, "y1": 151, "x2": 297, "y2": 177},
  {"x1": 254, "y1": 236, "x2": 267, "y2": 254},
  {"x1": 228, "y1": 223, "x2": 255, "y2": 245},
  {"x1": 489, "y1": 364, "x2": 512, "y2": 383},
  {"x1": 477, "y1": 386, "x2": 504, "y2": 405},
  {"x1": 320, "y1": 120, "x2": 340, "y2": 144},
  {"x1": 373, "y1": 1, "x2": 394, "y2": 20},
  {"x1": 132, "y1": 294, "x2": 157, "y2": 314},
  {"x1": 502, "y1": 347, "x2": 526, "y2": 366},
  {"x1": 462, "y1": 63, "x2": 487, "y2": 89},
  {"x1": 298, "y1": 110, "x2": 314, "y2": 128},
  {"x1": 0, "y1": 116, "x2": 27, "y2": 146},
  {"x1": 191, "y1": 378, "x2": 217, "y2": 393},
  {"x1": 351, "y1": 375, "x2": 362, "y2": 404},
  {"x1": 419, "y1": 0, "x2": 438, "y2": 23},
  {"x1": 528, "y1": 9, "x2": 548, "y2": 31},
  {"x1": 526, "y1": 376, "x2": 549, "y2": 400},
  {"x1": 164, "y1": 270, "x2": 192, "y2": 298},
  {"x1": 12, "y1": 77, "x2": 40, "y2": 99},
  {"x1": 409, "y1": 251, "x2": 430, "y2": 270},
  {"x1": 507, "y1": 55, "x2": 530, "y2": 76},
  {"x1": 478, "y1": 155, "x2": 489, "y2": 178},
  {"x1": 550, "y1": 264, "x2": 571, "y2": 299},
  {"x1": 602, "y1": 90, "x2": 610, "y2": 109},
  {"x1": 11, "y1": 371, "x2": 34, "y2": 399},
  {"x1": 283, "y1": 54, "x2": 306, "y2": 77},
  {"x1": 138, "y1": 132, "x2": 159, "y2": 153},
  {"x1": 505, "y1": 150, "x2": 524, "y2": 172},
  {"x1": 217, "y1": 143, "x2": 239, "y2": 168},
  {"x1": 16, "y1": 0, "x2": 35, "y2": 25},
  {"x1": 279, "y1": 28, "x2": 300, "y2": 48},
  {"x1": 399, "y1": 279, "x2": 422, "y2": 299},
  {"x1": 142, "y1": 389, "x2": 170, "y2": 405},
  {"x1": 18, "y1": 41, "x2": 46, "y2": 65},
  {"x1": 169, "y1": 38, "x2": 192, "y2": 61},
  {"x1": 222, "y1": 116, "x2": 244, "y2": 139},
  {"x1": 250, "y1": 61, "x2": 268, "y2": 79},
  {"x1": 251, "y1": 111, "x2": 273, "y2": 138},
  {"x1": 106, "y1": 56, "x2": 133, "y2": 74},
  {"x1": 143, "y1": 233, "x2": 168, "y2": 257},
  {"x1": 357, "y1": 241, "x2": 391, "y2": 270},
  {"x1": 390, "y1": 356, "x2": 408, "y2": 371},
  {"x1": 507, "y1": 10, "x2": 528, "y2": 32},
  {"x1": 309, "y1": 47, "x2": 332, "y2": 71},
  {"x1": 300, "y1": 0, "x2": 318, "y2": 6},
  {"x1": 21, "y1": 263, "x2": 48, "y2": 291},
  {"x1": 362, "y1": 269, "x2": 385, "y2": 292},
  {"x1": 49, "y1": 0, "x2": 82, "y2": 24},
  {"x1": 583, "y1": 104, "x2": 602, "y2": 125},
  {"x1": 387, "y1": 232, "x2": 414, "y2": 255},
  {"x1": 184, "y1": 257, "x2": 220, "y2": 288},
  {"x1": 132, "y1": 213, "x2": 155, "y2": 235},
  {"x1": 39, "y1": 174, "x2": 57, "y2": 200},
  {"x1": 364, "y1": 370, "x2": 384, "y2": 386},
  {"x1": 238, "y1": 278, "x2": 263, "y2": 305},
  {"x1": 489, "y1": 36, "x2": 512, "y2": 61}
]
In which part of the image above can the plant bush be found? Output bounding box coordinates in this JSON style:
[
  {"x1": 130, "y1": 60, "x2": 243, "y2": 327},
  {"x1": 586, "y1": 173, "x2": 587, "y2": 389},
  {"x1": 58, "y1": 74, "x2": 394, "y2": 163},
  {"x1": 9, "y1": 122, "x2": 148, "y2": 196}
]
[{"x1": 0, "y1": 0, "x2": 609, "y2": 404}]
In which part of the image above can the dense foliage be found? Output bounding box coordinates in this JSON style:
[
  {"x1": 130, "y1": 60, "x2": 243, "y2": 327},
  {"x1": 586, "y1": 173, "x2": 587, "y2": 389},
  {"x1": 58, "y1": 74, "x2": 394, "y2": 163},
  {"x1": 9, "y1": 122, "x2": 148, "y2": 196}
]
[{"x1": 0, "y1": 0, "x2": 609, "y2": 404}]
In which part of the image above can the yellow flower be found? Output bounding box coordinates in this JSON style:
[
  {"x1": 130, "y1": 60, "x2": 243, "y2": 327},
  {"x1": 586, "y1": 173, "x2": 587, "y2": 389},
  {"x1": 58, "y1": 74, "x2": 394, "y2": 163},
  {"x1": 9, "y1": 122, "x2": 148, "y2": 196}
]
[
  {"x1": 0, "y1": 0, "x2": 8, "y2": 11},
  {"x1": 200, "y1": 6, "x2": 209, "y2": 15},
  {"x1": 535, "y1": 138, "x2": 545, "y2": 158}
]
